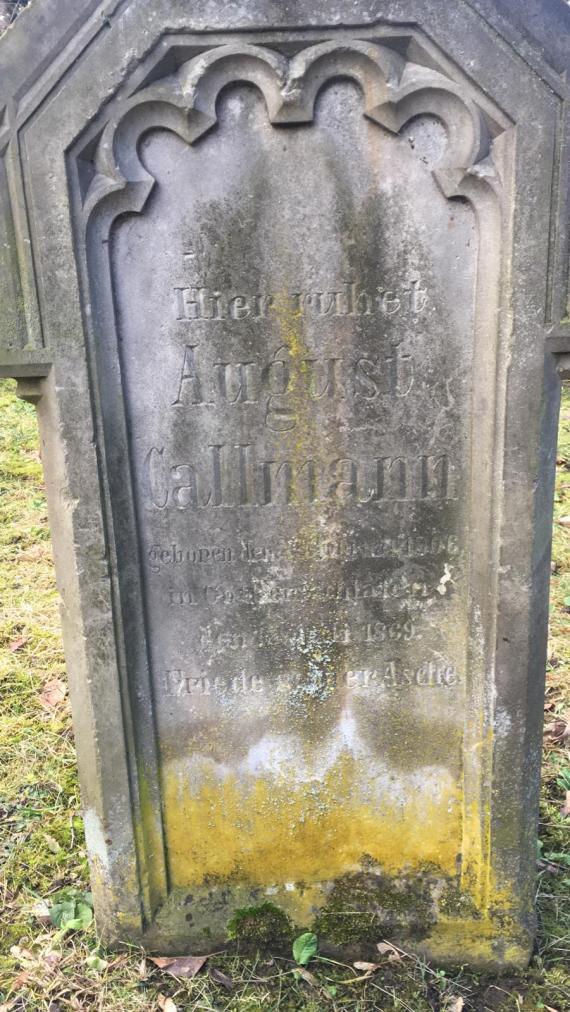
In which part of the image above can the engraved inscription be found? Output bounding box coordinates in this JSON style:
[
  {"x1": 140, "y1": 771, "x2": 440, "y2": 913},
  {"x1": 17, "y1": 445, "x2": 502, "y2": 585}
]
[
  {"x1": 171, "y1": 343, "x2": 415, "y2": 425},
  {"x1": 146, "y1": 533, "x2": 460, "y2": 572},
  {"x1": 143, "y1": 445, "x2": 455, "y2": 510},
  {"x1": 164, "y1": 661, "x2": 458, "y2": 698},
  {"x1": 165, "y1": 573, "x2": 443, "y2": 608},
  {"x1": 173, "y1": 276, "x2": 428, "y2": 322}
]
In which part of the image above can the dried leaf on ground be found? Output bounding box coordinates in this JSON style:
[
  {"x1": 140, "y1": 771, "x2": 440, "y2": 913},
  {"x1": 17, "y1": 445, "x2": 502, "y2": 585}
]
[
  {"x1": 28, "y1": 899, "x2": 51, "y2": 924},
  {"x1": 208, "y1": 966, "x2": 234, "y2": 990},
  {"x1": 445, "y1": 998, "x2": 464, "y2": 1012},
  {"x1": 39, "y1": 679, "x2": 66, "y2": 710},
  {"x1": 294, "y1": 967, "x2": 320, "y2": 986},
  {"x1": 376, "y1": 941, "x2": 403, "y2": 961},
  {"x1": 41, "y1": 951, "x2": 62, "y2": 974},
  {"x1": 9, "y1": 946, "x2": 34, "y2": 961},
  {"x1": 157, "y1": 996, "x2": 177, "y2": 1012},
  {"x1": 545, "y1": 718, "x2": 570, "y2": 742},
  {"x1": 8, "y1": 637, "x2": 27, "y2": 652},
  {"x1": 353, "y1": 961, "x2": 381, "y2": 972},
  {"x1": 560, "y1": 790, "x2": 570, "y2": 817},
  {"x1": 149, "y1": 954, "x2": 208, "y2": 978},
  {"x1": 44, "y1": 834, "x2": 61, "y2": 854},
  {"x1": 8, "y1": 972, "x2": 30, "y2": 991},
  {"x1": 558, "y1": 516, "x2": 570, "y2": 527}
]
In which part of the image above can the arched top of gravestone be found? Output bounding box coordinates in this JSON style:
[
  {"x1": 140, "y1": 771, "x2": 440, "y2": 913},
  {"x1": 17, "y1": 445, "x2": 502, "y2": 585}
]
[
  {"x1": 0, "y1": 0, "x2": 568, "y2": 380},
  {"x1": 1, "y1": 0, "x2": 568, "y2": 111}
]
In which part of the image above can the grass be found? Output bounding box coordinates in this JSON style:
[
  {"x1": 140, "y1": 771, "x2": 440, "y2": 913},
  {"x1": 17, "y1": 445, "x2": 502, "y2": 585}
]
[{"x1": 0, "y1": 374, "x2": 569, "y2": 1010}]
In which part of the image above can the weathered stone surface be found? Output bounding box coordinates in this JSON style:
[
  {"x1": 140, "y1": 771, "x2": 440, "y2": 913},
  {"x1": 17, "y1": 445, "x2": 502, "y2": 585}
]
[{"x1": 1, "y1": 0, "x2": 569, "y2": 969}]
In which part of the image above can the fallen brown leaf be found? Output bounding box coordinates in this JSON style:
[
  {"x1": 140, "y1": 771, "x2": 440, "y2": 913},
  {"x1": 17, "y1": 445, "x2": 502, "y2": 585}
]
[
  {"x1": 544, "y1": 1006, "x2": 560, "y2": 1012},
  {"x1": 558, "y1": 516, "x2": 570, "y2": 527},
  {"x1": 8, "y1": 637, "x2": 27, "y2": 653},
  {"x1": 8, "y1": 972, "x2": 30, "y2": 991},
  {"x1": 44, "y1": 833, "x2": 61, "y2": 854},
  {"x1": 545, "y1": 718, "x2": 570, "y2": 742},
  {"x1": 41, "y1": 951, "x2": 61, "y2": 974},
  {"x1": 157, "y1": 996, "x2": 177, "y2": 1012},
  {"x1": 560, "y1": 791, "x2": 570, "y2": 817},
  {"x1": 28, "y1": 899, "x2": 51, "y2": 925},
  {"x1": 9, "y1": 946, "x2": 34, "y2": 962},
  {"x1": 353, "y1": 961, "x2": 381, "y2": 972},
  {"x1": 107, "y1": 954, "x2": 130, "y2": 970},
  {"x1": 209, "y1": 966, "x2": 234, "y2": 990},
  {"x1": 149, "y1": 954, "x2": 208, "y2": 978},
  {"x1": 446, "y1": 998, "x2": 464, "y2": 1012},
  {"x1": 39, "y1": 679, "x2": 66, "y2": 710},
  {"x1": 294, "y1": 967, "x2": 319, "y2": 986},
  {"x1": 376, "y1": 941, "x2": 403, "y2": 961}
]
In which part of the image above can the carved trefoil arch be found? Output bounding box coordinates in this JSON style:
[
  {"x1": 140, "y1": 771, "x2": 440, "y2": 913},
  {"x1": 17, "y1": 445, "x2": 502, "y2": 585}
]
[{"x1": 71, "y1": 34, "x2": 514, "y2": 937}]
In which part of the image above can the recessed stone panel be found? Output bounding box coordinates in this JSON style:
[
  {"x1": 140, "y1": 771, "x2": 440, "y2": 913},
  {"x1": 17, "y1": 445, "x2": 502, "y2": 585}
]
[{"x1": 110, "y1": 79, "x2": 474, "y2": 895}]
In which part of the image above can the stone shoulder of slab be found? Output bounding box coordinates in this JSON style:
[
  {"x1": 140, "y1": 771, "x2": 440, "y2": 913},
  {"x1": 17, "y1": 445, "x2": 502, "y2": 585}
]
[{"x1": 0, "y1": 0, "x2": 569, "y2": 375}]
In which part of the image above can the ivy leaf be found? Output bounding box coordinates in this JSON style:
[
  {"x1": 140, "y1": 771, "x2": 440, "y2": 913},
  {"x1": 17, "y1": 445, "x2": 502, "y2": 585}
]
[{"x1": 292, "y1": 932, "x2": 318, "y2": 967}]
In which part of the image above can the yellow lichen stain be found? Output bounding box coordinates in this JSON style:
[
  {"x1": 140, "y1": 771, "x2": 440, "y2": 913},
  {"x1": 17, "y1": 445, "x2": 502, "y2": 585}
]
[
  {"x1": 418, "y1": 913, "x2": 531, "y2": 970},
  {"x1": 161, "y1": 752, "x2": 461, "y2": 889},
  {"x1": 460, "y1": 797, "x2": 491, "y2": 907},
  {"x1": 459, "y1": 718, "x2": 494, "y2": 910}
]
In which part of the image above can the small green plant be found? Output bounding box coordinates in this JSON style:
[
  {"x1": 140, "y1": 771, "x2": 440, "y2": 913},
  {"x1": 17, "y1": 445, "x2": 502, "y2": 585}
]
[
  {"x1": 292, "y1": 931, "x2": 318, "y2": 967},
  {"x1": 49, "y1": 888, "x2": 93, "y2": 937},
  {"x1": 555, "y1": 766, "x2": 570, "y2": 792}
]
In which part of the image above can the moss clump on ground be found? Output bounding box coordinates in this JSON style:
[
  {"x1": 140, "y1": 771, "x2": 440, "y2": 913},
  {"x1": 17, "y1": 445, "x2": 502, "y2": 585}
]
[{"x1": 226, "y1": 901, "x2": 294, "y2": 946}]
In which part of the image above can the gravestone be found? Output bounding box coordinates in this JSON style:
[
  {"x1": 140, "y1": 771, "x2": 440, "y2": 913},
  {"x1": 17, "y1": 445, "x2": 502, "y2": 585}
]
[{"x1": 1, "y1": 0, "x2": 569, "y2": 969}]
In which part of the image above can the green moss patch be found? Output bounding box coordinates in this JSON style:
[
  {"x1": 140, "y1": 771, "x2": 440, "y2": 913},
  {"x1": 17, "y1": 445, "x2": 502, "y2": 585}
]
[
  {"x1": 313, "y1": 869, "x2": 435, "y2": 945},
  {"x1": 226, "y1": 901, "x2": 294, "y2": 946}
]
